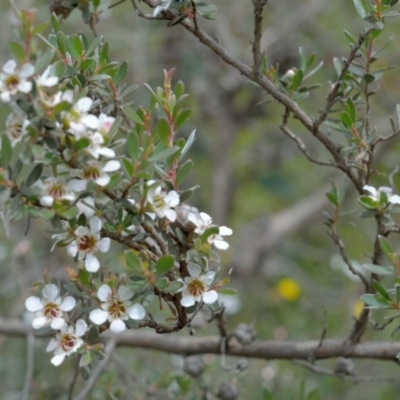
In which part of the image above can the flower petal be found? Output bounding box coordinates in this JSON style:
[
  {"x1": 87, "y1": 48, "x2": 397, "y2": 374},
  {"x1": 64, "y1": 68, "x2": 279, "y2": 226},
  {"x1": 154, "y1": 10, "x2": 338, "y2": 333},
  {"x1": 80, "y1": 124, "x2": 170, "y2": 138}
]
[
  {"x1": 42, "y1": 284, "x2": 59, "y2": 301},
  {"x1": 187, "y1": 262, "x2": 202, "y2": 278},
  {"x1": 32, "y1": 316, "x2": 47, "y2": 329},
  {"x1": 95, "y1": 175, "x2": 110, "y2": 186},
  {"x1": 110, "y1": 319, "x2": 126, "y2": 332},
  {"x1": 97, "y1": 238, "x2": 110, "y2": 253},
  {"x1": 219, "y1": 226, "x2": 233, "y2": 236},
  {"x1": 40, "y1": 195, "x2": 54, "y2": 207},
  {"x1": 202, "y1": 290, "x2": 218, "y2": 305},
  {"x1": 75, "y1": 319, "x2": 87, "y2": 337},
  {"x1": 51, "y1": 317, "x2": 66, "y2": 330},
  {"x1": 90, "y1": 308, "x2": 109, "y2": 325},
  {"x1": 213, "y1": 239, "x2": 229, "y2": 250},
  {"x1": 60, "y1": 296, "x2": 76, "y2": 312},
  {"x1": 46, "y1": 338, "x2": 58, "y2": 352},
  {"x1": 25, "y1": 296, "x2": 43, "y2": 312},
  {"x1": 85, "y1": 254, "x2": 100, "y2": 272},
  {"x1": 89, "y1": 216, "x2": 102, "y2": 233},
  {"x1": 97, "y1": 284, "x2": 112, "y2": 302},
  {"x1": 181, "y1": 295, "x2": 196, "y2": 308},
  {"x1": 164, "y1": 209, "x2": 177, "y2": 222},
  {"x1": 3, "y1": 60, "x2": 17, "y2": 74},
  {"x1": 128, "y1": 303, "x2": 146, "y2": 320},
  {"x1": 118, "y1": 285, "x2": 134, "y2": 301},
  {"x1": 51, "y1": 354, "x2": 66, "y2": 366},
  {"x1": 102, "y1": 160, "x2": 121, "y2": 172}
]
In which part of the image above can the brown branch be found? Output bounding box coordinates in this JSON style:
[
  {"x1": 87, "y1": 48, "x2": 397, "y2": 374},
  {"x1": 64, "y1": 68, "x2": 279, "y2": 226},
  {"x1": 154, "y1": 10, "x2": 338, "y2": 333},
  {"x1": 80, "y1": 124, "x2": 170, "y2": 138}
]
[
  {"x1": 280, "y1": 108, "x2": 340, "y2": 168},
  {"x1": 252, "y1": 0, "x2": 267, "y2": 74},
  {"x1": 314, "y1": 27, "x2": 374, "y2": 129},
  {"x1": 3, "y1": 318, "x2": 400, "y2": 361},
  {"x1": 291, "y1": 359, "x2": 394, "y2": 383}
]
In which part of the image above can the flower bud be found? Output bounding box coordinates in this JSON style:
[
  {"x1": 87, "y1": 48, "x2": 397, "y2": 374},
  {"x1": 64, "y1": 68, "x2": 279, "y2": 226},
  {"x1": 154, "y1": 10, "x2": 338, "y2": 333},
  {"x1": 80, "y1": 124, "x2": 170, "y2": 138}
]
[
  {"x1": 217, "y1": 382, "x2": 239, "y2": 400},
  {"x1": 183, "y1": 355, "x2": 205, "y2": 377},
  {"x1": 233, "y1": 323, "x2": 256, "y2": 344}
]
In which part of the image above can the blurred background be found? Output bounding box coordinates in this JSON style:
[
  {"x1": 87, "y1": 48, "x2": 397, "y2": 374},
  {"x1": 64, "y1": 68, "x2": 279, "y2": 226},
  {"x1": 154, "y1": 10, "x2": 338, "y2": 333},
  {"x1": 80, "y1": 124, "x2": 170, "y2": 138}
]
[{"x1": 1, "y1": 0, "x2": 400, "y2": 398}]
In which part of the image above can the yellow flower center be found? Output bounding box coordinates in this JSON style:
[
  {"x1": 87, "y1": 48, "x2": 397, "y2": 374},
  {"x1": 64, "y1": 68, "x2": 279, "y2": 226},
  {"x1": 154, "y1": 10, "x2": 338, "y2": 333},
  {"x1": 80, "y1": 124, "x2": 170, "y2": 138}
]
[
  {"x1": 187, "y1": 278, "x2": 206, "y2": 297},
  {"x1": 60, "y1": 333, "x2": 77, "y2": 352},
  {"x1": 43, "y1": 302, "x2": 61, "y2": 320},
  {"x1": 83, "y1": 166, "x2": 100, "y2": 180},
  {"x1": 107, "y1": 299, "x2": 126, "y2": 319}
]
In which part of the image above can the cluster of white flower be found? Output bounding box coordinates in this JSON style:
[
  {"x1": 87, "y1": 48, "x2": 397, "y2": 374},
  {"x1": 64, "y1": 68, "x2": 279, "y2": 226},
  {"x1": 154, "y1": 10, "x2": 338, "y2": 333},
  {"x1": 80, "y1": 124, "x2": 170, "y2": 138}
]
[{"x1": 1, "y1": 58, "x2": 235, "y2": 367}]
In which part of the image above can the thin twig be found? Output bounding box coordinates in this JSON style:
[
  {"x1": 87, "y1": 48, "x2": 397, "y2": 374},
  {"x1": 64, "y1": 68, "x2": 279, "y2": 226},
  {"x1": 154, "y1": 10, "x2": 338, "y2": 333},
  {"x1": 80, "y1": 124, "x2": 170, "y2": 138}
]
[
  {"x1": 68, "y1": 355, "x2": 82, "y2": 400},
  {"x1": 252, "y1": 0, "x2": 267, "y2": 75},
  {"x1": 308, "y1": 311, "x2": 328, "y2": 363},
  {"x1": 280, "y1": 116, "x2": 339, "y2": 167},
  {"x1": 74, "y1": 339, "x2": 117, "y2": 400},
  {"x1": 291, "y1": 359, "x2": 394, "y2": 383},
  {"x1": 315, "y1": 27, "x2": 374, "y2": 128},
  {"x1": 21, "y1": 332, "x2": 35, "y2": 400}
]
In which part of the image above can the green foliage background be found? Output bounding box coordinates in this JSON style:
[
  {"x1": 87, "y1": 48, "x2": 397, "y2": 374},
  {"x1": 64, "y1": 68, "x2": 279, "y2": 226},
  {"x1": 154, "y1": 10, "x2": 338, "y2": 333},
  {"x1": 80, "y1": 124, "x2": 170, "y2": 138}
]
[{"x1": 0, "y1": 0, "x2": 400, "y2": 399}]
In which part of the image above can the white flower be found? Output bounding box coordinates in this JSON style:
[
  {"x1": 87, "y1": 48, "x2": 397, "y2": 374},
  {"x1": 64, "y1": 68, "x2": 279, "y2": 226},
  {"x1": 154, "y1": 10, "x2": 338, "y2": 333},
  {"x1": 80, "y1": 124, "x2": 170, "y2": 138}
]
[
  {"x1": 84, "y1": 131, "x2": 116, "y2": 159},
  {"x1": 97, "y1": 113, "x2": 115, "y2": 136},
  {"x1": 363, "y1": 185, "x2": 400, "y2": 205},
  {"x1": 153, "y1": 0, "x2": 172, "y2": 16},
  {"x1": 25, "y1": 283, "x2": 76, "y2": 330},
  {"x1": 67, "y1": 216, "x2": 110, "y2": 272},
  {"x1": 67, "y1": 160, "x2": 121, "y2": 191},
  {"x1": 61, "y1": 93, "x2": 99, "y2": 135},
  {"x1": 188, "y1": 212, "x2": 233, "y2": 250},
  {"x1": 145, "y1": 180, "x2": 180, "y2": 222},
  {"x1": 89, "y1": 284, "x2": 145, "y2": 332},
  {"x1": 180, "y1": 263, "x2": 218, "y2": 307},
  {"x1": 4, "y1": 112, "x2": 30, "y2": 147},
  {"x1": 0, "y1": 60, "x2": 34, "y2": 102},
  {"x1": 33, "y1": 177, "x2": 76, "y2": 207},
  {"x1": 36, "y1": 66, "x2": 59, "y2": 88},
  {"x1": 46, "y1": 319, "x2": 87, "y2": 366}
]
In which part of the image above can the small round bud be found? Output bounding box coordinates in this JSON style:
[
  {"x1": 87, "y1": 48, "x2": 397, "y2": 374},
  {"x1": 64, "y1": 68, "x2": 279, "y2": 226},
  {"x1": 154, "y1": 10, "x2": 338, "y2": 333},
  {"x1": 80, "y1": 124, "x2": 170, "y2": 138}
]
[
  {"x1": 236, "y1": 358, "x2": 249, "y2": 372},
  {"x1": 217, "y1": 382, "x2": 239, "y2": 400},
  {"x1": 183, "y1": 355, "x2": 205, "y2": 377},
  {"x1": 233, "y1": 323, "x2": 256, "y2": 345},
  {"x1": 334, "y1": 357, "x2": 355, "y2": 375}
]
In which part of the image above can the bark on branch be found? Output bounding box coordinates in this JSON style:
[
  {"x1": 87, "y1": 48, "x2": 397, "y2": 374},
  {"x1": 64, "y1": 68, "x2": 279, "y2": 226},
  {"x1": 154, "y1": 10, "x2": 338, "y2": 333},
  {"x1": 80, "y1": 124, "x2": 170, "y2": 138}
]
[{"x1": 2, "y1": 318, "x2": 400, "y2": 361}]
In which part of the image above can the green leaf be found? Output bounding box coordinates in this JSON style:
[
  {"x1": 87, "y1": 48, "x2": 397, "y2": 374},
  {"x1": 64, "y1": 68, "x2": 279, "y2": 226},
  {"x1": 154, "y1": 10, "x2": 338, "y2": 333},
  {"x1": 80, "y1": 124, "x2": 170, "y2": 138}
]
[
  {"x1": 127, "y1": 132, "x2": 140, "y2": 161},
  {"x1": 353, "y1": 0, "x2": 368, "y2": 18},
  {"x1": 200, "y1": 226, "x2": 219, "y2": 243},
  {"x1": 361, "y1": 293, "x2": 391, "y2": 308},
  {"x1": 373, "y1": 280, "x2": 391, "y2": 301},
  {"x1": 9, "y1": 41, "x2": 25, "y2": 64},
  {"x1": 378, "y1": 235, "x2": 393, "y2": 258},
  {"x1": 358, "y1": 195, "x2": 378, "y2": 210},
  {"x1": 155, "y1": 118, "x2": 171, "y2": 146},
  {"x1": 64, "y1": 283, "x2": 90, "y2": 298},
  {"x1": 67, "y1": 36, "x2": 83, "y2": 61},
  {"x1": 148, "y1": 146, "x2": 180, "y2": 163},
  {"x1": 125, "y1": 250, "x2": 142, "y2": 271},
  {"x1": 179, "y1": 129, "x2": 196, "y2": 160},
  {"x1": 79, "y1": 268, "x2": 91, "y2": 288},
  {"x1": 155, "y1": 277, "x2": 169, "y2": 289},
  {"x1": 51, "y1": 12, "x2": 61, "y2": 34},
  {"x1": 218, "y1": 288, "x2": 237, "y2": 295},
  {"x1": 176, "y1": 160, "x2": 193, "y2": 186},
  {"x1": 123, "y1": 107, "x2": 143, "y2": 125},
  {"x1": 26, "y1": 164, "x2": 43, "y2": 187},
  {"x1": 1, "y1": 134, "x2": 12, "y2": 168},
  {"x1": 175, "y1": 109, "x2": 192, "y2": 129},
  {"x1": 155, "y1": 255, "x2": 175, "y2": 274},
  {"x1": 361, "y1": 263, "x2": 395, "y2": 276},
  {"x1": 57, "y1": 31, "x2": 68, "y2": 56},
  {"x1": 299, "y1": 47, "x2": 307, "y2": 71},
  {"x1": 122, "y1": 158, "x2": 134, "y2": 177},
  {"x1": 113, "y1": 61, "x2": 128, "y2": 85},
  {"x1": 164, "y1": 280, "x2": 184, "y2": 292}
]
